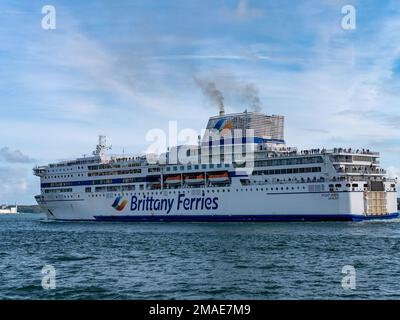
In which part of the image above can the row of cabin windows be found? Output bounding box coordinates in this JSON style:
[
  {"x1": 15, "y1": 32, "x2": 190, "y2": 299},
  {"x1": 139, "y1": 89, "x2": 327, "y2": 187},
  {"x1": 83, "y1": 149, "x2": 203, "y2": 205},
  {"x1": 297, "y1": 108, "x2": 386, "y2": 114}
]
[
  {"x1": 47, "y1": 194, "x2": 81, "y2": 199},
  {"x1": 50, "y1": 183, "x2": 395, "y2": 199},
  {"x1": 352, "y1": 156, "x2": 374, "y2": 162},
  {"x1": 43, "y1": 173, "x2": 85, "y2": 179},
  {"x1": 50, "y1": 163, "x2": 230, "y2": 176},
  {"x1": 91, "y1": 185, "x2": 140, "y2": 192},
  {"x1": 253, "y1": 167, "x2": 322, "y2": 175},
  {"x1": 46, "y1": 184, "x2": 342, "y2": 199},
  {"x1": 86, "y1": 186, "x2": 311, "y2": 198},
  {"x1": 47, "y1": 182, "x2": 366, "y2": 195},
  {"x1": 47, "y1": 182, "x2": 390, "y2": 198},
  {"x1": 88, "y1": 163, "x2": 141, "y2": 171},
  {"x1": 48, "y1": 166, "x2": 85, "y2": 173},
  {"x1": 88, "y1": 184, "x2": 269, "y2": 193},
  {"x1": 328, "y1": 183, "x2": 361, "y2": 188},
  {"x1": 44, "y1": 188, "x2": 73, "y2": 193},
  {"x1": 255, "y1": 156, "x2": 323, "y2": 167},
  {"x1": 42, "y1": 177, "x2": 146, "y2": 188},
  {"x1": 88, "y1": 164, "x2": 112, "y2": 170},
  {"x1": 42, "y1": 178, "x2": 363, "y2": 192},
  {"x1": 166, "y1": 163, "x2": 230, "y2": 172},
  {"x1": 88, "y1": 169, "x2": 141, "y2": 177}
]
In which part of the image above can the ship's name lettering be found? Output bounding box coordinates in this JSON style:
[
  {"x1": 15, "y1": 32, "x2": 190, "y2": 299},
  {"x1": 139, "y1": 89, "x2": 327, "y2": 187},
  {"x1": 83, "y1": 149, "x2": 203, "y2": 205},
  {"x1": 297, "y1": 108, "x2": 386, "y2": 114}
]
[{"x1": 130, "y1": 193, "x2": 218, "y2": 213}]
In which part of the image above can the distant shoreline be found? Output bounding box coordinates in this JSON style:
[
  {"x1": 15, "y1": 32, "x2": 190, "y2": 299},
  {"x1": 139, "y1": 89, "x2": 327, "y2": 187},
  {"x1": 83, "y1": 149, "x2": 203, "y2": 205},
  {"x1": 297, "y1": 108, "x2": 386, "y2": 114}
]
[{"x1": 16, "y1": 205, "x2": 42, "y2": 214}]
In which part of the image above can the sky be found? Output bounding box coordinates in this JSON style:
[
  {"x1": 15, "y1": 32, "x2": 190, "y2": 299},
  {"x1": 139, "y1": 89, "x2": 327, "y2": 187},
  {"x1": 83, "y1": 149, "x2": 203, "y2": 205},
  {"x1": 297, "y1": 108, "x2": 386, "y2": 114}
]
[{"x1": 0, "y1": 0, "x2": 400, "y2": 204}]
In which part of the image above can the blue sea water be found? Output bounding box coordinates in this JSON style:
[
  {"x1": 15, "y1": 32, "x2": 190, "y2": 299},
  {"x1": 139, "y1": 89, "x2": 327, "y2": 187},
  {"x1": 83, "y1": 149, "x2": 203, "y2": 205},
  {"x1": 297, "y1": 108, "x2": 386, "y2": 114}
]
[{"x1": 1, "y1": 213, "x2": 400, "y2": 300}]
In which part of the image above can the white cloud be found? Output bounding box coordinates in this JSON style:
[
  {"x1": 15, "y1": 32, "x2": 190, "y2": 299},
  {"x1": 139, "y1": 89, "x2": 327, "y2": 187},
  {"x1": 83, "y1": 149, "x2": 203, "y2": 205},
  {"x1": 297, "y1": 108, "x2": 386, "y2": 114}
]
[
  {"x1": 220, "y1": 0, "x2": 264, "y2": 21},
  {"x1": 0, "y1": 147, "x2": 36, "y2": 163}
]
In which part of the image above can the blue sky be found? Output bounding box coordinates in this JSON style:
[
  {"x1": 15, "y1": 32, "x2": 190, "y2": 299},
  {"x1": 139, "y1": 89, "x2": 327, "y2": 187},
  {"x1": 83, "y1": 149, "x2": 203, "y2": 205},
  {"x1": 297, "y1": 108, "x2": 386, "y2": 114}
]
[{"x1": 0, "y1": 0, "x2": 400, "y2": 204}]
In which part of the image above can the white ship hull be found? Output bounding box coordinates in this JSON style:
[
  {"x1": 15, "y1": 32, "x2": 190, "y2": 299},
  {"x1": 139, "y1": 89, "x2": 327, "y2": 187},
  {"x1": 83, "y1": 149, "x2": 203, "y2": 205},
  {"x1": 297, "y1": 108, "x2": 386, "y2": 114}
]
[{"x1": 37, "y1": 186, "x2": 398, "y2": 222}]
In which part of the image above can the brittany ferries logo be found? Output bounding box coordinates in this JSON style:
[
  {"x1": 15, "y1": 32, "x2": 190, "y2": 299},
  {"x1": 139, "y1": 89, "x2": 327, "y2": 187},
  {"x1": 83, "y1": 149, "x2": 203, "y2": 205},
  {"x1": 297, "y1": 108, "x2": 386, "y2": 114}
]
[{"x1": 112, "y1": 195, "x2": 128, "y2": 211}]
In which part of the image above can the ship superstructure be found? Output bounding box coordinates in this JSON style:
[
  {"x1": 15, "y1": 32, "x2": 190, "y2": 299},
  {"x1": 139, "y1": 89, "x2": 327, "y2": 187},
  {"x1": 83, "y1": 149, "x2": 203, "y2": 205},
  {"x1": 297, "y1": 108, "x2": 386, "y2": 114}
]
[{"x1": 33, "y1": 110, "x2": 398, "y2": 221}]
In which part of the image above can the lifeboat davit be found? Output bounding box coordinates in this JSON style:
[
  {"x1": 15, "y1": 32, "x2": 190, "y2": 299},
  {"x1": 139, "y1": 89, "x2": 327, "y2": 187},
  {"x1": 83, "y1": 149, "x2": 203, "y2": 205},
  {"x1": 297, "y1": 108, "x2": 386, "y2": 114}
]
[
  {"x1": 185, "y1": 174, "x2": 205, "y2": 184},
  {"x1": 165, "y1": 175, "x2": 181, "y2": 185},
  {"x1": 207, "y1": 172, "x2": 230, "y2": 183}
]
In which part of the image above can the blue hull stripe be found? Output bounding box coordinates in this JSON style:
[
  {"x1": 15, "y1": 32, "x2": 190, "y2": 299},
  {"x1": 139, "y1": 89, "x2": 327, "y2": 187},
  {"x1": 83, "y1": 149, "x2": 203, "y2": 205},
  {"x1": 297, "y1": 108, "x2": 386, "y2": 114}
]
[{"x1": 92, "y1": 212, "x2": 399, "y2": 222}]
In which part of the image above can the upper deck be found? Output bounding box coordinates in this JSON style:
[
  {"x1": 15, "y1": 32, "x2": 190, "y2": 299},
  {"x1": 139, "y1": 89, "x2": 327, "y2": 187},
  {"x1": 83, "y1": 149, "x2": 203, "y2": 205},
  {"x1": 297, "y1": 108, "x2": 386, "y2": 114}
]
[{"x1": 33, "y1": 111, "x2": 389, "y2": 184}]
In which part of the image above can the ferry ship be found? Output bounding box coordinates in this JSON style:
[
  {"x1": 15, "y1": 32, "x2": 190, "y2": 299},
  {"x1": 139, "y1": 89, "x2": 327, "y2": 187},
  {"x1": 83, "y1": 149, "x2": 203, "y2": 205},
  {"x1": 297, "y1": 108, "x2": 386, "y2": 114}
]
[{"x1": 33, "y1": 109, "x2": 398, "y2": 221}]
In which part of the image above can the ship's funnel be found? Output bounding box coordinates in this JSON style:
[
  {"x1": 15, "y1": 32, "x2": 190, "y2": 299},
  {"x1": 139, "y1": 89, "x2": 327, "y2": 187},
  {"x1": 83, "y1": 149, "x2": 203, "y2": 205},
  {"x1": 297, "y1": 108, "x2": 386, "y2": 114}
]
[{"x1": 219, "y1": 108, "x2": 225, "y2": 116}]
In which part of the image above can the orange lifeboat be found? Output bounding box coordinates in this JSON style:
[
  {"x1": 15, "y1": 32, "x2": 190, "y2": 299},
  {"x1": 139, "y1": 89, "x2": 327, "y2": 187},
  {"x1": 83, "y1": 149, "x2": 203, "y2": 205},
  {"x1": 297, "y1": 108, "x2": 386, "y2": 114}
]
[
  {"x1": 150, "y1": 183, "x2": 161, "y2": 190},
  {"x1": 165, "y1": 175, "x2": 181, "y2": 185},
  {"x1": 185, "y1": 174, "x2": 205, "y2": 185},
  {"x1": 208, "y1": 172, "x2": 230, "y2": 183}
]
